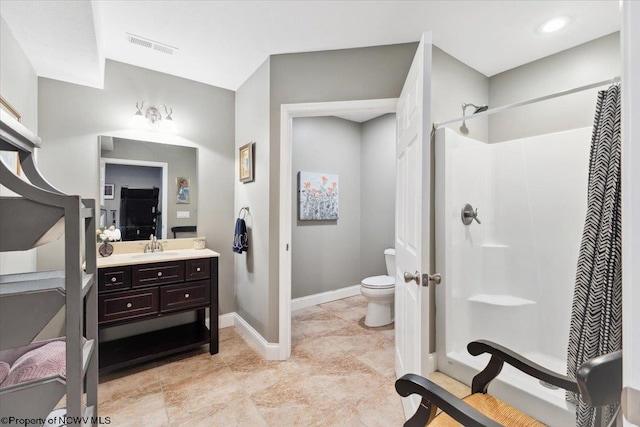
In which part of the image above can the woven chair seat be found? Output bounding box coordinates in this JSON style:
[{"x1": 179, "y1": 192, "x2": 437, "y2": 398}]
[{"x1": 430, "y1": 393, "x2": 546, "y2": 427}]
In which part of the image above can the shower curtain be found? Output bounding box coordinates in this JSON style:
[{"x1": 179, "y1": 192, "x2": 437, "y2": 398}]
[{"x1": 567, "y1": 84, "x2": 622, "y2": 427}]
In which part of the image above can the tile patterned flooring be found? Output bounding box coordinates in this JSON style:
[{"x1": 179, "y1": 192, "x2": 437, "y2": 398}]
[{"x1": 95, "y1": 295, "x2": 469, "y2": 426}]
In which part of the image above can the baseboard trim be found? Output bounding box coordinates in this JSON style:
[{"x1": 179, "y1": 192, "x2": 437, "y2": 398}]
[
  {"x1": 233, "y1": 314, "x2": 281, "y2": 360},
  {"x1": 291, "y1": 284, "x2": 361, "y2": 311},
  {"x1": 218, "y1": 312, "x2": 235, "y2": 329},
  {"x1": 427, "y1": 352, "x2": 438, "y2": 373}
]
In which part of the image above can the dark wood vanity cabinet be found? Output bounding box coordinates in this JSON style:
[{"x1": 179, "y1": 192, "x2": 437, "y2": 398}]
[{"x1": 97, "y1": 256, "x2": 219, "y2": 372}]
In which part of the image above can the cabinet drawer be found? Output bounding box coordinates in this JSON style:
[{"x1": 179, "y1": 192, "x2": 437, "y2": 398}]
[
  {"x1": 98, "y1": 266, "x2": 131, "y2": 292},
  {"x1": 132, "y1": 261, "x2": 184, "y2": 288},
  {"x1": 185, "y1": 258, "x2": 210, "y2": 281},
  {"x1": 99, "y1": 288, "x2": 159, "y2": 324},
  {"x1": 160, "y1": 280, "x2": 210, "y2": 312}
]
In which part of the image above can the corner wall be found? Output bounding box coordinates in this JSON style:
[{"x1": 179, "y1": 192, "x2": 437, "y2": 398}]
[
  {"x1": 264, "y1": 43, "x2": 418, "y2": 341},
  {"x1": 234, "y1": 58, "x2": 271, "y2": 337},
  {"x1": 360, "y1": 114, "x2": 396, "y2": 278},
  {"x1": 0, "y1": 17, "x2": 38, "y2": 275},
  {"x1": 432, "y1": 47, "x2": 489, "y2": 143}
]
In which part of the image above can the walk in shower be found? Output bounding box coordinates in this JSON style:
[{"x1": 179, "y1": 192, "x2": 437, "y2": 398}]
[{"x1": 434, "y1": 126, "x2": 592, "y2": 426}]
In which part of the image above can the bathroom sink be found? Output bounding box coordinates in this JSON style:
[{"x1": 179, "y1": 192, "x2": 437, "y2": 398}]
[{"x1": 130, "y1": 251, "x2": 180, "y2": 259}]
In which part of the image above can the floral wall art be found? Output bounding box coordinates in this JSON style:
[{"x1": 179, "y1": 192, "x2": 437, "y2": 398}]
[{"x1": 298, "y1": 171, "x2": 339, "y2": 220}]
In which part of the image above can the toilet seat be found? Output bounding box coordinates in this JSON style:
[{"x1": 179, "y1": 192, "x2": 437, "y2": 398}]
[{"x1": 361, "y1": 275, "x2": 395, "y2": 289}]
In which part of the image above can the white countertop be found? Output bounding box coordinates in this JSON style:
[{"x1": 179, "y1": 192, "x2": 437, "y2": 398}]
[{"x1": 96, "y1": 238, "x2": 219, "y2": 268}]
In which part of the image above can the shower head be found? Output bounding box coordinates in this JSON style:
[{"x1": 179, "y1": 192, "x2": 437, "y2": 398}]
[
  {"x1": 459, "y1": 102, "x2": 488, "y2": 135},
  {"x1": 462, "y1": 102, "x2": 489, "y2": 114}
]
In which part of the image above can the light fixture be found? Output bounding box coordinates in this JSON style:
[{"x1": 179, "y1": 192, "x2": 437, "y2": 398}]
[
  {"x1": 538, "y1": 17, "x2": 570, "y2": 34},
  {"x1": 130, "y1": 101, "x2": 176, "y2": 132}
]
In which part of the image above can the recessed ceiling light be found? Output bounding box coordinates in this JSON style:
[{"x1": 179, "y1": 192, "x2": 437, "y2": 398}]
[{"x1": 538, "y1": 17, "x2": 570, "y2": 34}]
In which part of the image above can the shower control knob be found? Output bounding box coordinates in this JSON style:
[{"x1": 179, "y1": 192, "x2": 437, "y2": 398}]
[
  {"x1": 461, "y1": 203, "x2": 481, "y2": 225},
  {"x1": 404, "y1": 271, "x2": 421, "y2": 285}
]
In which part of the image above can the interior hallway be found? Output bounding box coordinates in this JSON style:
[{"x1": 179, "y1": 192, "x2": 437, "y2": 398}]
[{"x1": 94, "y1": 295, "x2": 468, "y2": 426}]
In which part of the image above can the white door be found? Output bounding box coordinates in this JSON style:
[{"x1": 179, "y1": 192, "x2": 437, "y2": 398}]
[{"x1": 395, "y1": 33, "x2": 433, "y2": 417}]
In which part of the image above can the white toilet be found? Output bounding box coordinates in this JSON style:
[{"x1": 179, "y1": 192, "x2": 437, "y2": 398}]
[{"x1": 360, "y1": 248, "x2": 396, "y2": 327}]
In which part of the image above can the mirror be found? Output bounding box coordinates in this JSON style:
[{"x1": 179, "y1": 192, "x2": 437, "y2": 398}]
[{"x1": 99, "y1": 136, "x2": 198, "y2": 240}]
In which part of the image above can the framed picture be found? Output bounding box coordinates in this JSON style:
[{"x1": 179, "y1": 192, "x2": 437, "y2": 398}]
[
  {"x1": 104, "y1": 184, "x2": 115, "y2": 200},
  {"x1": 298, "y1": 171, "x2": 339, "y2": 220},
  {"x1": 177, "y1": 176, "x2": 190, "y2": 204},
  {"x1": 239, "y1": 142, "x2": 254, "y2": 183}
]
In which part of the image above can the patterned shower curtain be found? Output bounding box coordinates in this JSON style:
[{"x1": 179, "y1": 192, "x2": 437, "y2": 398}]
[{"x1": 567, "y1": 84, "x2": 622, "y2": 427}]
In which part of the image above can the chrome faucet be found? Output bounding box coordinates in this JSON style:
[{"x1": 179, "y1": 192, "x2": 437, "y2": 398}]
[{"x1": 144, "y1": 235, "x2": 163, "y2": 253}]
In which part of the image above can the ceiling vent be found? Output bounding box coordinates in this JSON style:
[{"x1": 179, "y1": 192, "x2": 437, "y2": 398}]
[{"x1": 126, "y1": 33, "x2": 178, "y2": 55}]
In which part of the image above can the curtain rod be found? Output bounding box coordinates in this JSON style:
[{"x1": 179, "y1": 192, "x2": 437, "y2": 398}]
[{"x1": 433, "y1": 76, "x2": 621, "y2": 129}]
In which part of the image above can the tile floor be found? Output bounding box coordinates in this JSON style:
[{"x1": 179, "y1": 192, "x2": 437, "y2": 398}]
[{"x1": 94, "y1": 295, "x2": 469, "y2": 426}]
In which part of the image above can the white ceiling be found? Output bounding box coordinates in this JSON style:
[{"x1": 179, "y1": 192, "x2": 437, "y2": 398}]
[{"x1": 0, "y1": 1, "x2": 621, "y2": 91}]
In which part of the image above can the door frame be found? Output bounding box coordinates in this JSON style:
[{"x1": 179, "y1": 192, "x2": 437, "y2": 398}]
[
  {"x1": 622, "y1": 1, "x2": 640, "y2": 425},
  {"x1": 278, "y1": 98, "x2": 398, "y2": 359},
  {"x1": 100, "y1": 157, "x2": 169, "y2": 239}
]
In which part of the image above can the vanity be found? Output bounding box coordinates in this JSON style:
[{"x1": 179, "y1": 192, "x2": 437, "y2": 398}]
[{"x1": 96, "y1": 243, "x2": 219, "y2": 372}]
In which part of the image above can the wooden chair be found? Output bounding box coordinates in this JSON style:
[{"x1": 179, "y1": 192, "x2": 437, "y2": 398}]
[{"x1": 396, "y1": 340, "x2": 622, "y2": 427}]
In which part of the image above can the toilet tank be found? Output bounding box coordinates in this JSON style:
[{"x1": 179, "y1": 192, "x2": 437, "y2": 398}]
[{"x1": 384, "y1": 248, "x2": 396, "y2": 276}]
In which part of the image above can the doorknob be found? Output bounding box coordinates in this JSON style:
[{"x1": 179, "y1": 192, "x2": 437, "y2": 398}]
[
  {"x1": 422, "y1": 273, "x2": 442, "y2": 286},
  {"x1": 404, "y1": 271, "x2": 420, "y2": 285}
]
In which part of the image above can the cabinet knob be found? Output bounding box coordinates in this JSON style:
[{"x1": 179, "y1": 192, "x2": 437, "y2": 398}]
[
  {"x1": 157, "y1": 272, "x2": 163, "y2": 277},
  {"x1": 184, "y1": 293, "x2": 190, "y2": 299},
  {"x1": 196, "y1": 267, "x2": 201, "y2": 272},
  {"x1": 126, "y1": 302, "x2": 133, "y2": 308},
  {"x1": 111, "y1": 277, "x2": 117, "y2": 283}
]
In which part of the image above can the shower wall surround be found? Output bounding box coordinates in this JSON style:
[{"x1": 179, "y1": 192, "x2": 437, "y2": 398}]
[{"x1": 435, "y1": 126, "x2": 591, "y2": 426}]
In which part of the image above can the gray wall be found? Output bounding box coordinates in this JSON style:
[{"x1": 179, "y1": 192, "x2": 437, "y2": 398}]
[
  {"x1": 235, "y1": 42, "x2": 416, "y2": 342},
  {"x1": 234, "y1": 58, "x2": 271, "y2": 336},
  {"x1": 291, "y1": 117, "x2": 362, "y2": 299},
  {"x1": 37, "y1": 59, "x2": 236, "y2": 314},
  {"x1": 0, "y1": 17, "x2": 38, "y2": 275},
  {"x1": 489, "y1": 32, "x2": 620, "y2": 143},
  {"x1": 360, "y1": 114, "x2": 396, "y2": 278},
  {"x1": 432, "y1": 46, "x2": 489, "y2": 143},
  {"x1": 257, "y1": 43, "x2": 417, "y2": 341},
  {"x1": 102, "y1": 138, "x2": 198, "y2": 237}
]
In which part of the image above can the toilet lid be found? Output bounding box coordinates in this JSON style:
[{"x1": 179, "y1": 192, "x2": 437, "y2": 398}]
[{"x1": 362, "y1": 275, "x2": 395, "y2": 289}]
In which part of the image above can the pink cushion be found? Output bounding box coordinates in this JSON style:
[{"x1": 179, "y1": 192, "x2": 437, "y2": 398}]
[
  {"x1": 1, "y1": 341, "x2": 66, "y2": 387},
  {"x1": 0, "y1": 361, "x2": 9, "y2": 384}
]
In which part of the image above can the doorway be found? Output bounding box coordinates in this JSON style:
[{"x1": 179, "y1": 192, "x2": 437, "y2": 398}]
[
  {"x1": 278, "y1": 98, "x2": 398, "y2": 360},
  {"x1": 100, "y1": 158, "x2": 169, "y2": 239}
]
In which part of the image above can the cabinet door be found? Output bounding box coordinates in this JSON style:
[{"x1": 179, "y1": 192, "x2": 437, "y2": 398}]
[
  {"x1": 98, "y1": 266, "x2": 132, "y2": 292},
  {"x1": 185, "y1": 258, "x2": 210, "y2": 281},
  {"x1": 160, "y1": 280, "x2": 210, "y2": 313},
  {"x1": 132, "y1": 261, "x2": 184, "y2": 288},
  {"x1": 99, "y1": 288, "x2": 159, "y2": 324}
]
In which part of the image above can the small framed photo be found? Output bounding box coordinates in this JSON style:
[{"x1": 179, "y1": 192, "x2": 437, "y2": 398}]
[
  {"x1": 239, "y1": 142, "x2": 254, "y2": 183},
  {"x1": 177, "y1": 176, "x2": 190, "y2": 204},
  {"x1": 104, "y1": 184, "x2": 115, "y2": 200}
]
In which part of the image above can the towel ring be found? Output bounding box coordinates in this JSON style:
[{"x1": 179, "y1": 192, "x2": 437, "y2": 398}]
[{"x1": 238, "y1": 207, "x2": 249, "y2": 219}]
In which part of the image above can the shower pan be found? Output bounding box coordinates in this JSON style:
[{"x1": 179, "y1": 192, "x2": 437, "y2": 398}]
[{"x1": 434, "y1": 127, "x2": 593, "y2": 426}]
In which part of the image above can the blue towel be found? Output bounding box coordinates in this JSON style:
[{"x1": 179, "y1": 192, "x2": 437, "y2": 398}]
[{"x1": 232, "y1": 218, "x2": 249, "y2": 254}]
